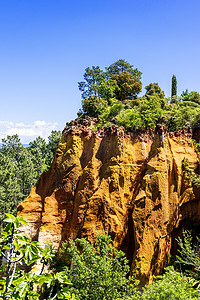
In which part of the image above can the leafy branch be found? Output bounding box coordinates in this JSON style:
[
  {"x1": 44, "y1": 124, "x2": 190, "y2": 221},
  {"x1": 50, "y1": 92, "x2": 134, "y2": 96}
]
[{"x1": 0, "y1": 213, "x2": 72, "y2": 300}]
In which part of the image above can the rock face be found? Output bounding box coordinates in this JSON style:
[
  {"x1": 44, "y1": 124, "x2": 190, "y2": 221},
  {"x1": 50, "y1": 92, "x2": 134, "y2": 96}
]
[{"x1": 17, "y1": 118, "x2": 200, "y2": 283}]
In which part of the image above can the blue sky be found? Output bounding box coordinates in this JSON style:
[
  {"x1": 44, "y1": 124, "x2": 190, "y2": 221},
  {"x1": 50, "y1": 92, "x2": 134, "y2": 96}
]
[{"x1": 0, "y1": 0, "x2": 200, "y2": 143}]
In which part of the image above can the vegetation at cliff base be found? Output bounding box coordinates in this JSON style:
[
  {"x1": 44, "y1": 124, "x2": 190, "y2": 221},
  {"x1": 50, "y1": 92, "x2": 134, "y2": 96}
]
[
  {"x1": 1, "y1": 214, "x2": 200, "y2": 299},
  {"x1": 56, "y1": 234, "x2": 137, "y2": 299},
  {"x1": 78, "y1": 59, "x2": 200, "y2": 132}
]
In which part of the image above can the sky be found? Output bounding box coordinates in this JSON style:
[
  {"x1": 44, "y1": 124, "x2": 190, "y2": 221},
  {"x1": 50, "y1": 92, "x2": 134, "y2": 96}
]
[{"x1": 0, "y1": 0, "x2": 200, "y2": 143}]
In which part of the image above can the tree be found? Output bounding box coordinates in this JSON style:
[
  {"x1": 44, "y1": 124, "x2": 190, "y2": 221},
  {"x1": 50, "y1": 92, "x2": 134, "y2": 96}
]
[
  {"x1": 145, "y1": 83, "x2": 165, "y2": 99},
  {"x1": 163, "y1": 104, "x2": 199, "y2": 131},
  {"x1": 17, "y1": 149, "x2": 36, "y2": 197},
  {"x1": 0, "y1": 154, "x2": 22, "y2": 229},
  {"x1": 97, "y1": 78, "x2": 116, "y2": 103},
  {"x1": 28, "y1": 137, "x2": 47, "y2": 176},
  {"x1": 176, "y1": 230, "x2": 200, "y2": 271},
  {"x1": 45, "y1": 130, "x2": 62, "y2": 167},
  {"x1": 171, "y1": 75, "x2": 177, "y2": 100},
  {"x1": 78, "y1": 66, "x2": 105, "y2": 99},
  {"x1": 111, "y1": 71, "x2": 142, "y2": 101},
  {"x1": 1, "y1": 135, "x2": 23, "y2": 161},
  {"x1": 106, "y1": 59, "x2": 142, "y2": 80},
  {"x1": 0, "y1": 136, "x2": 37, "y2": 228},
  {"x1": 58, "y1": 234, "x2": 137, "y2": 299},
  {"x1": 181, "y1": 90, "x2": 200, "y2": 106},
  {"x1": 28, "y1": 136, "x2": 47, "y2": 158},
  {"x1": 0, "y1": 133, "x2": 62, "y2": 229},
  {"x1": 81, "y1": 95, "x2": 108, "y2": 117}
]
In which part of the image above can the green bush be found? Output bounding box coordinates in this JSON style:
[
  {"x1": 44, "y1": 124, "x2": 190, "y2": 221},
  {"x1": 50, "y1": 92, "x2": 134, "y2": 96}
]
[
  {"x1": 100, "y1": 102, "x2": 124, "y2": 124},
  {"x1": 135, "y1": 267, "x2": 200, "y2": 300},
  {"x1": 81, "y1": 95, "x2": 108, "y2": 117},
  {"x1": 163, "y1": 104, "x2": 200, "y2": 131},
  {"x1": 116, "y1": 108, "x2": 143, "y2": 130},
  {"x1": 181, "y1": 90, "x2": 200, "y2": 105},
  {"x1": 115, "y1": 96, "x2": 165, "y2": 130},
  {"x1": 138, "y1": 96, "x2": 164, "y2": 129},
  {"x1": 58, "y1": 234, "x2": 137, "y2": 300}
]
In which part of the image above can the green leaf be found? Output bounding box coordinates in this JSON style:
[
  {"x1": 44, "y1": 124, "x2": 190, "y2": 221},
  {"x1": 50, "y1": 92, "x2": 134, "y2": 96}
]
[
  {"x1": 4, "y1": 213, "x2": 16, "y2": 221},
  {"x1": 4, "y1": 223, "x2": 12, "y2": 232},
  {"x1": 4, "y1": 217, "x2": 15, "y2": 223},
  {"x1": 17, "y1": 216, "x2": 28, "y2": 226},
  {"x1": 14, "y1": 238, "x2": 20, "y2": 251},
  {"x1": 18, "y1": 281, "x2": 28, "y2": 297},
  {"x1": 27, "y1": 255, "x2": 40, "y2": 266}
]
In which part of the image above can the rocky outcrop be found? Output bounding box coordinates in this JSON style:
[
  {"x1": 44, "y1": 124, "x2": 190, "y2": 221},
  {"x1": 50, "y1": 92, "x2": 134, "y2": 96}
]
[{"x1": 17, "y1": 118, "x2": 200, "y2": 283}]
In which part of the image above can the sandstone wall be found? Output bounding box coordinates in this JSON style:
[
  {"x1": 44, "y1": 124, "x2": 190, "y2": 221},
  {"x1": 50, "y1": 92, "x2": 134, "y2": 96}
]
[{"x1": 17, "y1": 118, "x2": 200, "y2": 283}]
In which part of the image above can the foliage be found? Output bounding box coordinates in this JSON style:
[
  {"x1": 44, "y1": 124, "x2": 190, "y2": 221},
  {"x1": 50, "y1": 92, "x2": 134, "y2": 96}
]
[
  {"x1": 145, "y1": 83, "x2": 165, "y2": 99},
  {"x1": 0, "y1": 153, "x2": 22, "y2": 224},
  {"x1": 80, "y1": 95, "x2": 108, "y2": 118},
  {"x1": 0, "y1": 131, "x2": 61, "y2": 228},
  {"x1": 133, "y1": 266, "x2": 200, "y2": 300},
  {"x1": 110, "y1": 71, "x2": 142, "y2": 101},
  {"x1": 78, "y1": 60, "x2": 142, "y2": 115},
  {"x1": 171, "y1": 75, "x2": 177, "y2": 98},
  {"x1": 78, "y1": 66, "x2": 105, "y2": 99},
  {"x1": 181, "y1": 90, "x2": 200, "y2": 105},
  {"x1": 97, "y1": 78, "x2": 117, "y2": 102},
  {"x1": 163, "y1": 104, "x2": 199, "y2": 132},
  {"x1": 176, "y1": 230, "x2": 200, "y2": 272},
  {"x1": 137, "y1": 96, "x2": 165, "y2": 128},
  {"x1": 98, "y1": 88, "x2": 200, "y2": 132},
  {"x1": 0, "y1": 213, "x2": 73, "y2": 300},
  {"x1": 115, "y1": 108, "x2": 143, "y2": 130},
  {"x1": 105, "y1": 59, "x2": 142, "y2": 80},
  {"x1": 100, "y1": 95, "x2": 165, "y2": 131},
  {"x1": 57, "y1": 234, "x2": 137, "y2": 300},
  {"x1": 28, "y1": 136, "x2": 48, "y2": 176},
  {"x1": 45, "y1": 130, "x2": 62, "y2": 167},
  {"x1": 99, "y1": 102, "x2": 124, "y2": 124},
  {"x1": 0, "y1": 136, "x2": 35, "y2": 226},
  {"x1": 182, "y1": 158, "x2": 200, "y2": 188}
]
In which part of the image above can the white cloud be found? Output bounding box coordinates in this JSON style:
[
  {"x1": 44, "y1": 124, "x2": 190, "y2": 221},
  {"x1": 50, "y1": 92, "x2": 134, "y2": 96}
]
[{"x1": 0, "y1": 120, "x2": 59, "y2": 144}]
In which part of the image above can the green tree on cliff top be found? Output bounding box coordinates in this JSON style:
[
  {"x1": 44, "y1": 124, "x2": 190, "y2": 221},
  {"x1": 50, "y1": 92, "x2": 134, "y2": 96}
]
[
  {"x1": 78, "y1": 66, "x2": 105, "y2": 99},
  {"x1": 78, "y1": 60, "x2": 142, "y2": 116},
  {"x1": 145, "y1": 82, "x2": 165, "y2": 99},
  {"x1": 105, "y1": 59, "x2": 142, "y2": 80},
  {"x1": 171, "y1": 75, "x2": 177, "y2": 102}
]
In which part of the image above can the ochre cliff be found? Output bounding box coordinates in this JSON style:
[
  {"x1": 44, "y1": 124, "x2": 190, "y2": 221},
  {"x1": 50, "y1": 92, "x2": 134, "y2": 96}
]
[{"x1": 17, "y1": 118, "x2": 200, "y2": 283}]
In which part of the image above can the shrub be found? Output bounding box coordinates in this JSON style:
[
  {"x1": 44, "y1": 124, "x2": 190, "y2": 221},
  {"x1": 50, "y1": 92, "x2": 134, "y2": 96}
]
[
  {"x1": 163, "y1": 104, "x2": 200, "y2": 131},
  {"x1": 58, "y1": 234, "x2": 137, "y2": 300},
  {"x1": 81, "y1": 95, "x2": 108, "y2": 117},
  {"x1": 116, "y1": 108, "x2": 143, "y2": 130},
  {"x1": 116, "y1": 96, "x2": 165, "y2": 130},
  {"x1": 100, "y1": 102, "x2": 124, "y2": 124},
  {"x1": 136, "y1": 267, "x2": 200, "y2": 300}
]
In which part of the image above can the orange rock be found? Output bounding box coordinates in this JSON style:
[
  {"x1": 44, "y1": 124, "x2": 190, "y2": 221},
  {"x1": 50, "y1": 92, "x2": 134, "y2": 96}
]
[
  {"x1": 17, "y1": 186, "x2": 42, "y2": 241},
  {"x1": 17, "y1": 119, "x2": 200, "y2": 283}
]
